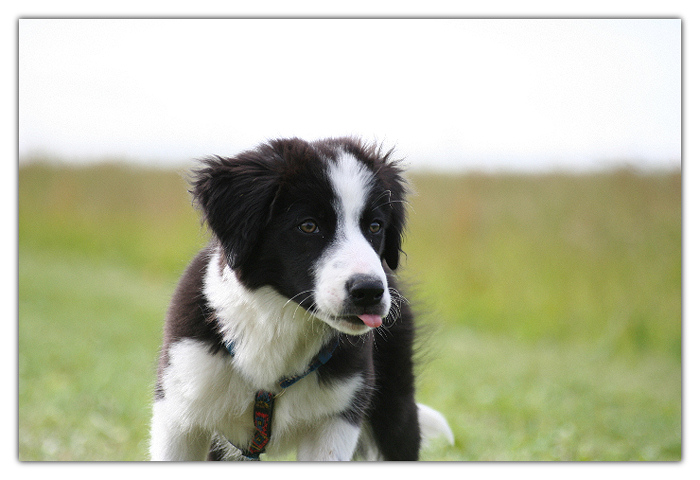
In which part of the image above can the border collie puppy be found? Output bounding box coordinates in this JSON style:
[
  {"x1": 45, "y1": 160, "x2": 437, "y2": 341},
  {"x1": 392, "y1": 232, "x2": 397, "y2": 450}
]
[{"x1": 150, "y1": 137, "x2": 453, "y2": 461}]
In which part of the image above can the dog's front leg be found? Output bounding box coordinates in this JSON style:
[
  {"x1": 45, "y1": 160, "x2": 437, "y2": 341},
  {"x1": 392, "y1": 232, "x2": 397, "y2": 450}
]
[
  {"x1": 150, "y1": 401, "x2": 211, "y2": 461},
  {"x1": 296, "y1": 416, "x2": 361, "y2": 461}
]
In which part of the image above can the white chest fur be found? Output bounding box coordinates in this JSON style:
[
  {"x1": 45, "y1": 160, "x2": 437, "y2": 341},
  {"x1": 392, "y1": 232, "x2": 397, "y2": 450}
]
[
  {"x1": 156, "y1": 338, "x2": 362, "y2": 456},
  {"x1": 151, "y1": 248, "x2": 364, "y2": 459}
]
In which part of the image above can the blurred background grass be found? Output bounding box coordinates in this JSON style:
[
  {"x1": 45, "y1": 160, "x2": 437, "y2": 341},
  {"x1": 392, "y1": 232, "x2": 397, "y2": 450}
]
[{"x1": 17, "y1": 161, "x2": 681, "y2": 461}]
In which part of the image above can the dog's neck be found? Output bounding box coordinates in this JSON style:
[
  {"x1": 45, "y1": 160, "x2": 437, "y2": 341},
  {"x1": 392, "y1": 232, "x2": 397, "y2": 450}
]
[{"x1": 203, "y1": 244, "x2": 335, "y2": 389}]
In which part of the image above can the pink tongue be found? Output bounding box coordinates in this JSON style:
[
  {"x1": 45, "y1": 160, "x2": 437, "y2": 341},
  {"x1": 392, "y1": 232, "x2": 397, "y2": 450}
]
[{"x1": 358, "y1": 314, "x2": 383, "y2": 328}]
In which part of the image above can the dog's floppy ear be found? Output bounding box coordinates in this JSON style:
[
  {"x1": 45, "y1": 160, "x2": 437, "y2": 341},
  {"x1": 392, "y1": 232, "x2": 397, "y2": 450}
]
[
  {"x1": 190, "y1": 151, "x2": 281, "y2": 272},
  {"x1": 378, "y1": 161, "x2": 408, "y2": 271}
]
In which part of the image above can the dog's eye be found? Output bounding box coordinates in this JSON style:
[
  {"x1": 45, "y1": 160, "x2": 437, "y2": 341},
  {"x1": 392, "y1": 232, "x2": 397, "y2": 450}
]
[
  {"x1": 369, "y1": 221, "x2": 383, "y2": 234},
  {"x1": 298, "y1": 221, "x2": 320, "y2": 234}
]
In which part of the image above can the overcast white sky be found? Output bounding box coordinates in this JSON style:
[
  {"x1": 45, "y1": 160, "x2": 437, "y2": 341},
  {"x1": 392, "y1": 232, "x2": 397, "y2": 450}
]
[{"x1": 19, "y1": 18, "x2": 680, "y2": 171}]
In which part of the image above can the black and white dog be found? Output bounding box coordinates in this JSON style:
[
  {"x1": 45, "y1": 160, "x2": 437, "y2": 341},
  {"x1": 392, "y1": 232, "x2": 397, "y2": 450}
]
[{"x1": 150, "y1": 137, "x2": 453, "y2": 461}]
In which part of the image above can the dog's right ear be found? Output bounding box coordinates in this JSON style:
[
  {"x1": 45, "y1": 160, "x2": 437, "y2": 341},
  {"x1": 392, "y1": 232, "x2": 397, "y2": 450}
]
[{"x1": 190, "y1": 152, "x2": 281, "y2": 273}]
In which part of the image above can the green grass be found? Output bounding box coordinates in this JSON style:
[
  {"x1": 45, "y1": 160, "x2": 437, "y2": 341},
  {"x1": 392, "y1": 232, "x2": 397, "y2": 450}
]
[{"x1": 18, "y1": 161, "x2": 681, "y2": 461}]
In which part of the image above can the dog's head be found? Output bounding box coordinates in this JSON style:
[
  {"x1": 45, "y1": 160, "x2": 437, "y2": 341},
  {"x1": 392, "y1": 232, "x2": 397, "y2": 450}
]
[{"x1": 190, "y1": 137, "x2": 408, "y2": 335}]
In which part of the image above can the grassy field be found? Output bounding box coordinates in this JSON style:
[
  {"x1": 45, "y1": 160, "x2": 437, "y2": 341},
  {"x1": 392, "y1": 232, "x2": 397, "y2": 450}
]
[{"x1": 18, "y1": 161, "x2": 681, "y2": 461}]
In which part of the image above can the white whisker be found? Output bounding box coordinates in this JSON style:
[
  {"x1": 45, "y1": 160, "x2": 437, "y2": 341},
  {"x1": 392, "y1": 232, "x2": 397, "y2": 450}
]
[{"x1": 283, "y1": 290, "x2": 314, "y2": 309}]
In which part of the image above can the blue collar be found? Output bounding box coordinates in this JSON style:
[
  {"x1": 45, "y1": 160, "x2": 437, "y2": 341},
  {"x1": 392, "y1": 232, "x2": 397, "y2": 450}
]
[
  {"x1": 224, "y1": 337, "x2": 339, "y2": 390},
  {"x1": 223, "y1": 337, "x2": 340, "y2": 459}
]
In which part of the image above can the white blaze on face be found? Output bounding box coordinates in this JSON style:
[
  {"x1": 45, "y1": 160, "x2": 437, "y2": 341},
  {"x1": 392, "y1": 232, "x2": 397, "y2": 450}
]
[{"x1": 312, "y1": 152, "x2": 390, "y2": 333}]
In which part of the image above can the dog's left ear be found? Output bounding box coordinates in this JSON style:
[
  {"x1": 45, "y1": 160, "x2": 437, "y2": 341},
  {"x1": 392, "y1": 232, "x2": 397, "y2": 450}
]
[
  {"x1": 190, "y1": 151, "x2": 281, "y2": 273},
  {"x1": 379, "y1": 163, "x2": 408, "y2": 271}
]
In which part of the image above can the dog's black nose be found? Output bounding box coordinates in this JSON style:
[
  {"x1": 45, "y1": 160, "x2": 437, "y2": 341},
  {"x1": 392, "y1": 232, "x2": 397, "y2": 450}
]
[{"x1": 347, "y1": 275, "x2": 385, "y2": 308}]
